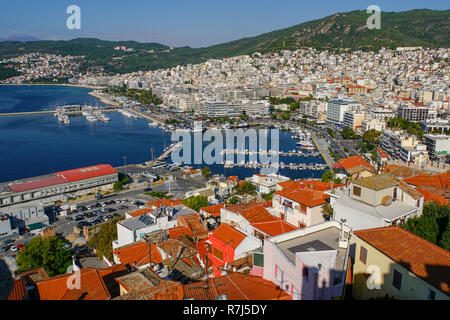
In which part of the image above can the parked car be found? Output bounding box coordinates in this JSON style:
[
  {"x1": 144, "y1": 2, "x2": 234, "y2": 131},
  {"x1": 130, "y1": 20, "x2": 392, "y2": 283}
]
[
  {"x1": 17, "y1": 243, "x2": 24, "y2": 250},
  {"x1": 10, "y1": 246, "x2": 18, "y2": 252},
  {"x1": 66, "y1": 217, "x2": 73, "y2": 221},
  {"x1": 3, "y1": 239, "x2": 15, "y2": 245},
  {"x1": 1, "y1": 245, "x2": 10, "y2": 252},
  {"x1": 118, "y1": 205, "x2": 129, "y2": 210}
]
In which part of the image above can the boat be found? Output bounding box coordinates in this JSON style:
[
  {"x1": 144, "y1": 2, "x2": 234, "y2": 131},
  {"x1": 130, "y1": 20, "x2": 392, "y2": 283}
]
[{"x1": 192, "y1": 121, "x2": 205, "y2": 133}]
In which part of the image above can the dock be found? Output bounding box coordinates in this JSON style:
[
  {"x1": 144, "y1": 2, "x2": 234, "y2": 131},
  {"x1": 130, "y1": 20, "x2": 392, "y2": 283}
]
[
  {"x1": 126, "y1": 109, "x2": 164, "y2": 125},
  {"x1": 310, "y1": 133, "x2": 334, "y2": 168}
]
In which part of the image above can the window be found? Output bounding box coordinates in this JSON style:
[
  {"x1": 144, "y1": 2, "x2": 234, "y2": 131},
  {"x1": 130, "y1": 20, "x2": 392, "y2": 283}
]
[
  {"x1": 303, "y1": 266, "x2": 309, "y2": 280},
  {"x1": 427, "y1": 289, "x2": 436, "y2": 300},
  {"x1": 393, "y1": 269, "x2": 402, "y2": 291},
  {"x1": 393, "y1": 187, "x2": 397, "y2": 200},
  {"x1": 353, "y1": 186, "x2": 362, "y2": 197},
  {"x1": 359, "y1": 246, "x2": 367, "y2": 265},
  {"x1": 213, "y1": 247, "x2": 223, "y2": 261},
  {"x1": 300, "y1": 204, "x2": 307, "y2": 214},
  {"x1": 253, "y1": 252, "x2": 264, "y2": 268}
]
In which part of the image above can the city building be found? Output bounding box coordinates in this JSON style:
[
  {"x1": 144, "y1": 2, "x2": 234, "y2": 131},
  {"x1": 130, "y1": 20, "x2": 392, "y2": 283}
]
[
  {"x1": 423, "y1": 134, "x2": 450, "y2": 157},
  {"x1": 352, "y1": 226, "x2": 450, "y2": 300},
  {"x1": 262, "y1": 221, "x2": 352, "y2": 300},
  {"x1": 0, "y1": 164, "x2": 118, "y2": 208},
  {"x1": 326, "y1": 100, "x2": 361, "y2": 129},
  {"x1": 328, "y1": 174, "x2": 424, "y2": 231}
]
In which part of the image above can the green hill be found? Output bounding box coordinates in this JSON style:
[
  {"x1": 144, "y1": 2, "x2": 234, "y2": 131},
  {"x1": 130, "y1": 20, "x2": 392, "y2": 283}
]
[{"x1": 0, "y1": 9, "x2": 449, "y2": 74}]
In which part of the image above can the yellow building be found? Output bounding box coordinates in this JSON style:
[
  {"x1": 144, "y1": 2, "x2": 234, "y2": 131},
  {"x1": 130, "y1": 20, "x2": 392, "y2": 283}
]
[{"x1": 352, "y1": 226, "x2": 450, "y2": 300}]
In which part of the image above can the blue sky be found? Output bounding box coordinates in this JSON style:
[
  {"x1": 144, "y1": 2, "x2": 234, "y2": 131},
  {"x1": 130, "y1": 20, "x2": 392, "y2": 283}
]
[{"x1": 0, "y1": 0, "x2": 448, "y2": 47}]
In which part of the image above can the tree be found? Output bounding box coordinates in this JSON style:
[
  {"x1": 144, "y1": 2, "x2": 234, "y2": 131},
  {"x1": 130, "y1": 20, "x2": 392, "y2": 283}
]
[
  {"x1": 341, "y1": 126, "x2": 358, "y2": 139},
  {"x1": 16, "y1": 236, "x2": 73, "y2": 277},
  {"x1": 201, "y1": 166, "x2": 211, "y2": 178},
  {"x1": 88, "y1": 216, "x2": 125, "y2": 261},
  {"x1": 182, "y1": 195, "x2": 208, "y2": 212},
  {"x1": 321, "y1": 203, "x2": 334, "y2": 218},
  {"x1": 228, "y1": 196, "x2": 239, "y2": 205},
  {"x1": 261, "y1": 190, "x2": 275, "y2": 201},
  {"x1": 233, "y1": 181, "x2": 257, "y2": 196},
  {"x1": 401, "y1": 203, "x2": 450, "y2": 250},
  {"x1": 114, "y1": 174, "x2": 130, "y2": 192},
  {"x1": 362, "y1": 129, "x2": 382, "y2": 144},
  {"x1": 321, "y1": 170, "x2": 335, "y2": 183}
]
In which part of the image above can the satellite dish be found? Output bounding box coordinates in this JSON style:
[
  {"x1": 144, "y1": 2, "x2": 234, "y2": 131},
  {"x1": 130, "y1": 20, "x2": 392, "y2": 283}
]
[{"x1": 382, "y1": 195, "x2": 393, "y2": 206}]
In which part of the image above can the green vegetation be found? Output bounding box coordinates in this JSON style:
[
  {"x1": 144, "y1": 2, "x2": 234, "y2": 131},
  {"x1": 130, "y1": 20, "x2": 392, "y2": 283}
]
[
  {"x1": 387, "y1": 118, "x2": 424, "y2": 136},
  {"x1": 113, "y1": 173, "x2": 130, "y2": 192},
  {"x1": 88, "y1": 216, "x2": 125, "y2": 261},
  {"x1": 113, "y1": 88, "x2": 162, "y2": 105},
  {"x1": 228, "y1": 196, "x2": 239, "y2": 205},
  {"x1": 16, "y1": 236, "x2": 72, "y2": 276},
  {"x1": 145, "y1": 191, "x2": 171, "y2": 199},
  {"x1": 182, "y1": 195, "x2": 208, "y2": 212},
  {"x1": 341, "y1": 127, "x2": 359, "y2": 140},
  {"x1": 327, "y1": 128, "x2": 336, "y2": 137},
  {"x1": 321, "y1": 170, "x2": 342, "y2": 184},
  {"x1": 201, "y1": 166, "x2": 211, "y2": 178},
  {"x1": 362, "y1": 129, "x2": 382, "y2": 144},
  {"x1": 165, "y1": 119, "x2": 180, "y2": 125},
  {"x1": 0, "y1": 65, "x2": 21, "y2": 80},
  {"x1": 261, "y1": 190, "x2": 275, "y2": 201},
  {"x1": 321, "y1": 203, "x2": 334, "y2": 218},
  {"x1": 1, "y1": 10, "x2": 448, "y2": 74},
  {"x1": 233, "y1": 181, "x2": 257, "y2": 196},
  {"x1": 401, "y1": 203, "x2": 450, "y2": 251}
]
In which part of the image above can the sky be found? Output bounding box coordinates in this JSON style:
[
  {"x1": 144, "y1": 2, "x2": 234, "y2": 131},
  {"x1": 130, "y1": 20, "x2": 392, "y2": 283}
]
[{"x1": 0, "y1": 0, "x2": 449, "y2": 47}]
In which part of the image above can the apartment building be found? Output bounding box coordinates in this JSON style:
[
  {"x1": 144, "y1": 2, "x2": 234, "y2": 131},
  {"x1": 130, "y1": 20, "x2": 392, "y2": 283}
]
[
  {"x1": 361, "y1": 118, "x2": 386, "y2": 134},
  {"x1": 327, "y1": 174, "x2": 423, "y2": 231},
  {"x1": 352, "y1": 226, "x2": 450, "y2": 300},
  {"x1": 343, "y1": 112, "x2": 365, "y2": 131},
  {"x1": 397, "y1": 105, "x2": 431, "y2": 122},
  {"x1": 326, "y1": 100, "x2": 361, "y2": 129},
  {"x1": 262, "y1": 221, "x2": 352, "y2": 300},
  {"x1": 423, "y1": 134, "x2": 450, "y2": 157}
]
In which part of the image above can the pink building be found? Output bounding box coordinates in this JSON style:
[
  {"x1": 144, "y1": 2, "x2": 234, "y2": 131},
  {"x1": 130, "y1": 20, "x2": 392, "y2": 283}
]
[{"x1": 262, "y1": 221, "x2": 352, "y2": 300}]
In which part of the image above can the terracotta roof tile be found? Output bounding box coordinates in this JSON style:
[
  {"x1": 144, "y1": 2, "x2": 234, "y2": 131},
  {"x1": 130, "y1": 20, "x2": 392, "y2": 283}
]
[
  {"x1": 8, "y1": 278, "x2": 27, "y2": 300},
  {"x1": 354, "y1": 226, "x2": 450, "y2": 294},
  {"x1": 252, "y1": 219, "x2": 298, "y2": 237},
  {"x1": 114, "y1": 241, "x2": 162, "y2": 267},
  {"x1": 146, "y1": 198, "x2": 183, "y2": 208},
  {"x1": 338, "y1": 156, "x2": 375, "y2": 173},
  {"x1": 211, "y1": 223, "x2": 247, "y2": 249},
  {"x1": 200, "y1": 204, "x2": 225, "y2": 217},
  {"x1": 183, "y1": 273, "x2": 291, "y2": 300},
  {"x1": 127, "y1": 208, "x2": 154, "y2": 218},
  {"x1": 278, "y1": 189, "x2": 328, "y2": 207},
  {"x1": 36, "y1": 268, "x2": 111, "y2": 300}
]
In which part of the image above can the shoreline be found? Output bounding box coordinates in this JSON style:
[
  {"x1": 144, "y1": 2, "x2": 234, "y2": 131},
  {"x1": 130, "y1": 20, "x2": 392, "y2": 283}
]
[{"x1": 0, "y1": 83, "x2": 102, "y2": 90}]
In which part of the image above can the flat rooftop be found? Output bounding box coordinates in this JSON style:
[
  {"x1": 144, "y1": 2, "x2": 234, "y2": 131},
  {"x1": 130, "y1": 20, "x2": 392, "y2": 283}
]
[
  {"x1": 353, "y1": 174, "x2": 397, "y2": 191},
  {"x1": 276, "y1": 226, "x2": 347, "y2": 273}
]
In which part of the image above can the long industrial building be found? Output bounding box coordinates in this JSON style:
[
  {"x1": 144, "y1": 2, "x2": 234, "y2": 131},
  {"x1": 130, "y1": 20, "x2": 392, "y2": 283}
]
[{"x1": 0, "y1": 164, "x2": 119, "y2": 208}]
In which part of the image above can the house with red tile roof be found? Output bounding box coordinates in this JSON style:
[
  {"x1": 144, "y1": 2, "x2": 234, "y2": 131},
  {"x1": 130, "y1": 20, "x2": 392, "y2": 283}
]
[
  {"x1": 352, "y1": 226, "x2": 450, "y2": 300},
  {"x1": 183, "y1": 272, "x2": 292, "y2": 300},
  {"x1": 176, "y1": 213, "x2": 209, "y2": 239},
  {"x1": 403, "y1": 172, "x2": 450, "y2": 199},
  {"x1": 247, "y1": 173, "x2": 290, "y2": 194},
  {"x1": 336, "y1": 156, "x2": 376, "y2": 179},
  {"x1": 199, "y1": 203, "x2": 224, "y2": 220},
  {"x1": 220, "y1": 203, "x2": 298, "y2": 239},
  {"x1": 36, "y1": 264, "x2": 128, "y2": 300},
  {"x1": 206, "y1": 223, "x2": 261, "y2": 277},
  {"x1": 328, "y1": 174, "x2": 424, "y2": 231},
  {"x1": 7, "y1": 278, "x2": 28, "y2": 300},
  {"x1": 113, "y1": 240, "x2": 163, "y2": 268},
  {"x1": 114, "y1": 268, "x2": 183, "y2": 300},
  {"x1": 272, "y1": 188, "x2": 329, "y2": 228}
]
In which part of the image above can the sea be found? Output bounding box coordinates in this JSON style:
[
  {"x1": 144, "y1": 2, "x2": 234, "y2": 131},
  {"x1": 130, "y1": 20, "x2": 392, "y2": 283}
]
[{"x1": 0, "y1": 85, "x2": 326, "y2": 183}]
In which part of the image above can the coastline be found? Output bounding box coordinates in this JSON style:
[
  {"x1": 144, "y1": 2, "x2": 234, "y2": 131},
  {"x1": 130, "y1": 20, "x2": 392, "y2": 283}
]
[
  {"x1": 0, "y1": 83, "x2": 120, "y2": 107},
  {"x1": 0, "y1": 83, "x2": 102, "y2": 90}
]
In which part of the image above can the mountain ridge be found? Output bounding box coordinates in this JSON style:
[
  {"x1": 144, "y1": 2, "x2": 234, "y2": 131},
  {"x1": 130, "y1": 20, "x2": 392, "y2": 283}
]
[{"x1": 0, "y1": 9, "x2": 449, "y2": 74}]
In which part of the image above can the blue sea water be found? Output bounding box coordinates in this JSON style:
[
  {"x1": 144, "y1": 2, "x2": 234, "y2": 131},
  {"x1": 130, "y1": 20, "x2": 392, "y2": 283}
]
[{"x1": 0, "y1": 85, "x2": 325, "y2": 182}]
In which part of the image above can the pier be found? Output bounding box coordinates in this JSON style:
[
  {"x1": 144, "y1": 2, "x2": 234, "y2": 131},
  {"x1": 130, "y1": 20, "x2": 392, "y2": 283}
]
[
  {"x1": 310, "y1": 133, "x2": 334, "y2": 168},
  {"x1": 126, "y1": 108, "x2": 165, "y2": 125}
]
